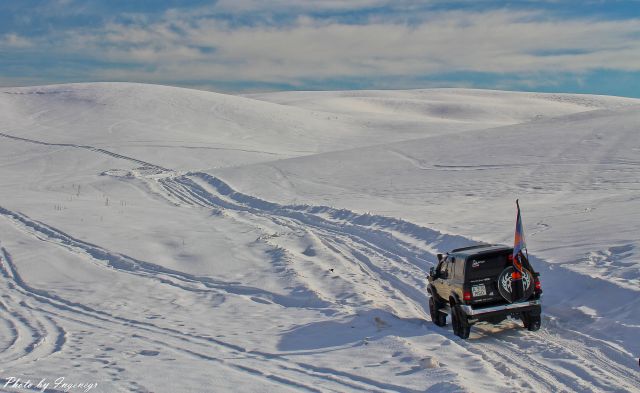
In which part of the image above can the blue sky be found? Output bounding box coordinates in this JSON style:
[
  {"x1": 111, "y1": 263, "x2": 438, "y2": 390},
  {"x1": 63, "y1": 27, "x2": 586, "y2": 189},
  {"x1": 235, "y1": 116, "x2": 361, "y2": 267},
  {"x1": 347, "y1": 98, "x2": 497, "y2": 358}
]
[{"x1": 1, "y1": 0, "x2": 639, "y2": 96}]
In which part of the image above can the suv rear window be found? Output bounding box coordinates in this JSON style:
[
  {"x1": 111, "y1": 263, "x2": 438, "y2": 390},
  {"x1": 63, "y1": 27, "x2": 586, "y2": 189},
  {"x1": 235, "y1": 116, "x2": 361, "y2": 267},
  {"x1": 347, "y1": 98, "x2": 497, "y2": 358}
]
[{"x1": 465, "y1": 251, "x2": 511, "y2": 280}]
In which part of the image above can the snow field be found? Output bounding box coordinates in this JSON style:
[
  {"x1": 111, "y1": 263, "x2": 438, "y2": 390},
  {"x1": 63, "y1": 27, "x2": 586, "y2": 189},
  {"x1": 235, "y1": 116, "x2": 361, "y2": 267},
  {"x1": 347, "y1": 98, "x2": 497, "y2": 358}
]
[{"x1": 0, "y1": 83, "x2": 639, "y2": 392}]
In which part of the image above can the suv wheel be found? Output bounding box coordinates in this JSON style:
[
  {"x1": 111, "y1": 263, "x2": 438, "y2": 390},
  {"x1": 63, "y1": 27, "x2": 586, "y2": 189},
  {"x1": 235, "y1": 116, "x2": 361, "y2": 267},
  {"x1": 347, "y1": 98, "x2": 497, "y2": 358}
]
[
  {"x1": 522, "y1": 312, "x2": 541, "y2": 331},
  {"x1": 429, "y1": 297, "x2": 447, "y2": 327},
  {"x1": 451, "y1": 304, "x2": 471, "y2": 339}
]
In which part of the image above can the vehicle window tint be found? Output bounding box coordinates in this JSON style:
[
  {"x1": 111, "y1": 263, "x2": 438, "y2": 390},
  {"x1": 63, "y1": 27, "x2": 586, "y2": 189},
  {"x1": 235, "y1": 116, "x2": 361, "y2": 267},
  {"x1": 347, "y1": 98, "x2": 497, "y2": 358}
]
[
  {"x1": 442, "y1": 257, "x2": 451, "y2": 278},
  {"x1": 466, "y1": 252, "x2": 511, "y2": 280},
  {"x1": 454, "y1": 257, "x2": 464, "y2": 279},
  {"x1": 437, "y1": 261, "x2": 446, "y2": 276}
]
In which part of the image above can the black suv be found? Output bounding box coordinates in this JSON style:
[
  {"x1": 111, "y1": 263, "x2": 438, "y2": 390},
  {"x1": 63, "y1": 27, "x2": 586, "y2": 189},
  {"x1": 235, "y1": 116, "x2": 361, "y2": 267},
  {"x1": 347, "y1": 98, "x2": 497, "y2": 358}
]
[{"x1": 427, "y1": 244, "x2": 542, "y2": 339}]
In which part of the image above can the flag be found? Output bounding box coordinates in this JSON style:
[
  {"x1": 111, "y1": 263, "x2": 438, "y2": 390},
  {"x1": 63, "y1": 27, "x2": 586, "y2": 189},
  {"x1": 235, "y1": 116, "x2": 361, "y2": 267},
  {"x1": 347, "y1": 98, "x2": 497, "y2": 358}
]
[
  {"x1": 512, "y1": 199, "x2": 527, "y2": 301},
  {"x1": 513, "y1": 199, "x2": 527, "y2": 274}
]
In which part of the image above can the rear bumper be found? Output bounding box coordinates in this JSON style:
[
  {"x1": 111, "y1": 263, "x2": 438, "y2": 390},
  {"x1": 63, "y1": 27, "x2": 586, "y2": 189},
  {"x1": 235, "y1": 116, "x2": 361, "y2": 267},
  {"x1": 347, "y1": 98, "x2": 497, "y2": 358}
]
[{"x1": 460, "y1": 299, "x2": 541, "y2": 317}]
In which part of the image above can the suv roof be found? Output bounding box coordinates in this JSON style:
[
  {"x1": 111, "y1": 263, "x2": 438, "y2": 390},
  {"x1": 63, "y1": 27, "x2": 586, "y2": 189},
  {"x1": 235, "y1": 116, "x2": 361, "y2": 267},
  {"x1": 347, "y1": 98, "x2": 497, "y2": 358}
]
[{"x1": 449, "y1": 244, "x2": 512, "y2": 258}]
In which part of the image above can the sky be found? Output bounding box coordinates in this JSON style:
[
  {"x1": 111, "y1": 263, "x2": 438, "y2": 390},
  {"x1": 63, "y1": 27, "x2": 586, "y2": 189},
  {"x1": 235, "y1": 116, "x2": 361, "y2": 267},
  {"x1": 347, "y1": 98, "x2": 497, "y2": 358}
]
[{"x1": 1, "y1": 0, "x2": 639, "y2": 96}]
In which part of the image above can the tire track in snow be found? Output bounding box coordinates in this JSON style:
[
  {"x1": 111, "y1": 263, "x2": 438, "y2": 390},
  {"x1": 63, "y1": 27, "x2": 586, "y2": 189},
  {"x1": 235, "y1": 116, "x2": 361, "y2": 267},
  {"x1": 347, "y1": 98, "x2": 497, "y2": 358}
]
[
  {"x1": 156, "y1": 175, "x2": 543, "y2": 390},
  {"x1": 534, "y1": 324, "x2": 640, "y2": 392},
  {"x1": 1, "y1": 130, "x2": 425, "y2": 318},
  {"x1": 0, "y1": 248, "x2": 66, "y2": 366},
  {"x1": 0, "y1": 132, "x2": 166, "y2": 170},
  {"x1": 0, "y1": 206, "x2": 329, "y2": 310},
  {"x1": 0, "y1": 302, "x2": 20, "y2": 354},
  {"x1": 0, "y1": 275, "x2": 325, "y2": 393},
  {"x1": 0, "y1": 214, "x2": 408, "y2": 393},
  {"x1": 3, "y1": 130, "x2": 637, "y2": 391},
  {"x1": 156, "y1": 172, "x2": 639, "y2": 393},
  {"x1": 171, "y1": 174, "x2": 439, "y2": 317},
  {"x1": 165, "y1": 175, "x2": 557, "y2": 391}
]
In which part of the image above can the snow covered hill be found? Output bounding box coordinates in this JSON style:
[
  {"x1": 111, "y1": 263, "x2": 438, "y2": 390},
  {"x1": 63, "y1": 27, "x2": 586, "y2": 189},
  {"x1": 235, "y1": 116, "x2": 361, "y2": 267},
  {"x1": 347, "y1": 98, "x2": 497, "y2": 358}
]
[{"x1": 0, "y1": 83, "x2": 638, "y2": 392}]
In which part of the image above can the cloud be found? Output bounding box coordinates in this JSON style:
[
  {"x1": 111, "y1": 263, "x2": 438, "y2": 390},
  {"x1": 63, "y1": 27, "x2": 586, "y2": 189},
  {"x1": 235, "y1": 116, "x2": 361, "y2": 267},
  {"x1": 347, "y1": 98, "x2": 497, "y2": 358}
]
[
  {"x1": 74, "y1": 9, "x2": 640, "y2": 81},
  {"x1": 1, "y1": 2, "x2": 640, "y2": 93},
  {"x1": 212, "y1": 0, "x2": 389, "y2": 13},
  {"x1": 1, "y1": 33, "x2": 33, "y2": 48}
]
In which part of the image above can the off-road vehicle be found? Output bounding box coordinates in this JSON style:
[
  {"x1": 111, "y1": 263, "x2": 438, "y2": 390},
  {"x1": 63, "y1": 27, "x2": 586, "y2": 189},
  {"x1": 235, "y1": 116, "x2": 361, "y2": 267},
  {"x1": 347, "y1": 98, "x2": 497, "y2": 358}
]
[{"x1": 427, "y1": 244, "x2": 542, "y2": 339}]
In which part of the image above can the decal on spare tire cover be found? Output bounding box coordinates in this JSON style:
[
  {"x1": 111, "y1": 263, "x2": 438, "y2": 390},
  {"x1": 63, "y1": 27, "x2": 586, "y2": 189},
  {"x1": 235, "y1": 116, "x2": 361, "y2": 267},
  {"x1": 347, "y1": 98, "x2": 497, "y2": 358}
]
[{"x1": 498, "y1": 266, "x2": 533, "y2": 303}]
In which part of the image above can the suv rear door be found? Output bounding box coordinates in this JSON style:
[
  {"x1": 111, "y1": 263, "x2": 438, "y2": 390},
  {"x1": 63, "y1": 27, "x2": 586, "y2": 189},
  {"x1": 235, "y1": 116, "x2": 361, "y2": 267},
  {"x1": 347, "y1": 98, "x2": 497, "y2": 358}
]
[{"x1": 465, "y1": 251, "x2": 511, "y2": 305}]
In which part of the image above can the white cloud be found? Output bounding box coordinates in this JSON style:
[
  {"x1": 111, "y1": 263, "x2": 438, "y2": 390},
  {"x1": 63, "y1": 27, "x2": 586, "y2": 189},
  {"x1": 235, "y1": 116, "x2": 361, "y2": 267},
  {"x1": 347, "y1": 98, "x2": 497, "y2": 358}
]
[
  {"x1": 108, "y1": 11, "x2": 639, "y2": 72},
  {"x1": 1, "y1": 33, "x2": 33, "y2": 48},
  {"x1": 212, "y1": 0, "x2": 390, "y2": 13},
  {"x1": 13, "y1": 7, "x2": 640, "y2": 87}
]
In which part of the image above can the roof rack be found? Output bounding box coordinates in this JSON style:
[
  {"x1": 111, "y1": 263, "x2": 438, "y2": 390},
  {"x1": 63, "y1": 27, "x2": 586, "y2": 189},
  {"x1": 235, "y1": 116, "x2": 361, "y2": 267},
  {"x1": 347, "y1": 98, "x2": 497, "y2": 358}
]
[{"x1": 450, "y1": 244, "x2": 491, "y2": 253}]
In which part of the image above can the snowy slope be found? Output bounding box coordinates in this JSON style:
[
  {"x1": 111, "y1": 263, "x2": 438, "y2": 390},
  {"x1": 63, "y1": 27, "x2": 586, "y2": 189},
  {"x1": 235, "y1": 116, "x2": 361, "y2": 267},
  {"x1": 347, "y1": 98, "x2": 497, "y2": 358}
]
[{"x1": 0, "y1": 83, "x2": 638, "y2": 393}]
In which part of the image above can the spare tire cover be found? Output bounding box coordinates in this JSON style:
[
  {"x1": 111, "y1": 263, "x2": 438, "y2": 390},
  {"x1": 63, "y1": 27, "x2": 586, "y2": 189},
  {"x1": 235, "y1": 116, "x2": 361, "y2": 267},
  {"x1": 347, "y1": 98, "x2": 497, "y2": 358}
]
[{"x1": 497, "y1": 266, "x2": 534, "y2": 303}]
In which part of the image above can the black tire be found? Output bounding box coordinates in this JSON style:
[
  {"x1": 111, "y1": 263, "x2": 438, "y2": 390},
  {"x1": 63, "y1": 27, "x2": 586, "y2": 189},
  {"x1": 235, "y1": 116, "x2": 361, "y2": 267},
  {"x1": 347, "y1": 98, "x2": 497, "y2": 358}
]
[
  {"x1": 429, "y1": 297, "x2": 447, "y2": 327},
  {"x1": 451, "y1": 304, "x2": 470, "y2": 339},
  {"x1": 522, "y1": 312, "x2": 541, "y2": 331},
  {"x1": 451, "y1": 308, "x2": 459, "y2": 336}
]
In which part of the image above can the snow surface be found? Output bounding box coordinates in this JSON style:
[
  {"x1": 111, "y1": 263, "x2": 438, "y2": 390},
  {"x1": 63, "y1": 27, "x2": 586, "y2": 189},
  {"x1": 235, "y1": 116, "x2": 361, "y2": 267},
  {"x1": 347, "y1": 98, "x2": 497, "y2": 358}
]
[{"x1": 0, "y1": 82, "x2": 638, "y2": 392}]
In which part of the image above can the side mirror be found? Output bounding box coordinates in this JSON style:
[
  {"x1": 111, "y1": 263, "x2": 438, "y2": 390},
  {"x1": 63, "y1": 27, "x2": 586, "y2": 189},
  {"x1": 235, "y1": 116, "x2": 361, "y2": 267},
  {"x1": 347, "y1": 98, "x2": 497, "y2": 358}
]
[{"x1": 437, "y1": 253, "x2": 443, "y2": 262}]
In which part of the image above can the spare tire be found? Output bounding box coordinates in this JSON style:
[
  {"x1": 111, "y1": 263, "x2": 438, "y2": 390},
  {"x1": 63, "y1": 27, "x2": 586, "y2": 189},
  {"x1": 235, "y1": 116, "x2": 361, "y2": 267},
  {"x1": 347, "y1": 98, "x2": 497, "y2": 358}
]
[{"x1": 497, "y1": 266, "x2": 534, "y2": 303}]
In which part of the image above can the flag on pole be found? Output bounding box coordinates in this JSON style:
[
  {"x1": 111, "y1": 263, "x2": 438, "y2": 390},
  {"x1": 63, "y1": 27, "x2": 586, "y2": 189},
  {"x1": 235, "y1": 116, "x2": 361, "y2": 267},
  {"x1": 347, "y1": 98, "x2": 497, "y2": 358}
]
[
  {"x1": 513, "y1": 199, "x2": 526, "y2": 274},
  {"x1": 512, "y1": 199, "x2": 526, "y2": 301}
]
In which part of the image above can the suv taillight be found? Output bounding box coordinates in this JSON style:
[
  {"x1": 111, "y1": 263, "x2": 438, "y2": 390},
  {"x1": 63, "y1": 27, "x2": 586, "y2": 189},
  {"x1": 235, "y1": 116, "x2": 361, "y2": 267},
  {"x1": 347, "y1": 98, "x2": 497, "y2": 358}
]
[
  {"x1": 463, "y1": 290, "x2": 472, "y2": 301},
  {"x1": 535, "y1": 278, "x2": 541, "y2": 291}
]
